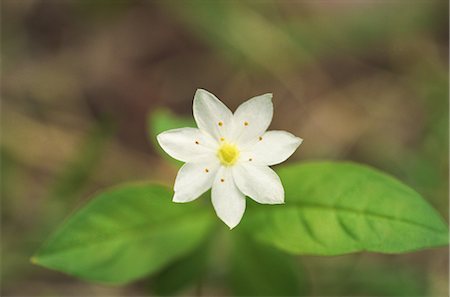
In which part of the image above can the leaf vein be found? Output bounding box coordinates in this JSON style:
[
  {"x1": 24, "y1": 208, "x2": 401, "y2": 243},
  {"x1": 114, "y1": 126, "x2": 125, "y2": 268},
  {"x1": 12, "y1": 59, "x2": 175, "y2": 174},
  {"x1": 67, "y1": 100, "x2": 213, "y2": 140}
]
[{"x1": 286, "y1": 202, "x2": 446, "y2": 234}]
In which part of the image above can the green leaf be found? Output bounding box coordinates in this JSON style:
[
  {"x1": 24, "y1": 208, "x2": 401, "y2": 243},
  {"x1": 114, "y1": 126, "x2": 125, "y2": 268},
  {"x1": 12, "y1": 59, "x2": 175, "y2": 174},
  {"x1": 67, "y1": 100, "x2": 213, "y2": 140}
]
[
  {"x1": 243, "y1": 161, "x2": 448, "y2": 255},
  {"x1": 229, "y1": 233, "x2": 308, "y2": 296},
  {"x1": 148, "y1": 108, "x2": 195, "y2": 165},
  {"x1": 151, "y1": 240, "x2": 211, "y2": 296},
  {"x1": 32, "y1": 183, "x2": 215, "y2": 284},
  {"x1": 148, "y1": 109, "x2": 195, "y2": 137}
]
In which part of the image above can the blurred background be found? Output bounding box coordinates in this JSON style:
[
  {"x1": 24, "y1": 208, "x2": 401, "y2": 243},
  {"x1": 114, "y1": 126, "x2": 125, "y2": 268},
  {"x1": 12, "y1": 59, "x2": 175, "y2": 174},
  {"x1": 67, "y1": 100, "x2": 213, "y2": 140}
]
[{"x1": 1, "y1": 0, "x2": 448, "y2": 296}]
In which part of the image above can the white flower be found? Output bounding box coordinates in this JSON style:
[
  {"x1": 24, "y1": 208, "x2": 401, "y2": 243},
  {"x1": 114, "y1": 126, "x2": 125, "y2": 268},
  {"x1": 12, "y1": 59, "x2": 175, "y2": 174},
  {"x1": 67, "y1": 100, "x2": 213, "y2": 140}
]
[{"x1": 157, "y1": 89, "x2": 303, "y2": 229}]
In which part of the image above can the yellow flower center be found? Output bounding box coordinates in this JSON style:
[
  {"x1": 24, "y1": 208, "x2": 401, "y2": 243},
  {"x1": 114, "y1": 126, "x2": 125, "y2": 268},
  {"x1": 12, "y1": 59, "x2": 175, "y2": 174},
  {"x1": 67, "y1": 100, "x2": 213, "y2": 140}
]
[{"x1": 217, "y1": 142, "x2": 240, "y2": 166}]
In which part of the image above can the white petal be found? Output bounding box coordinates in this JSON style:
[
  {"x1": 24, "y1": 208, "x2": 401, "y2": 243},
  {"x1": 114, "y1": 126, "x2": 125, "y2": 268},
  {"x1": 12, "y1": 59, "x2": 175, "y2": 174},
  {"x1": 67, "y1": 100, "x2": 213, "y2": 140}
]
[
  {"x1": 232, "y1": 164, "x2": 284, "y2": 204},
  {"x1": 173, "y1": 161, "x2": 219, "y2": 203},
  {"x1": 211, "y1": 167, "x2": 246, "y2": 229},
  {"x1": 232, "y1": 93, "x2": 273, "y2": 146},
  {"x1": 193, "y1": 89, "x2": 233, "y2": 140},
  {"x1": 241, "y1": 130, "x2": 302, "y2": 166},
  {"x1": 157, "y1": 127, "x2": 216, "y2": 163}
]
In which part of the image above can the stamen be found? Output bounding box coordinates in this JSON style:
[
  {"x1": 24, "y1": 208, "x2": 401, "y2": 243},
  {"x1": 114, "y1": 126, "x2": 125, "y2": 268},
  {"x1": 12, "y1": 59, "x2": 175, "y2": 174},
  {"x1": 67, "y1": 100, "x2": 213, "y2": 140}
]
[
  {"x1": 249, "y1": 158, "x2": 253, "y2": 161},
  {"x1": 259, "y1": 136, "x2": 263, "y2": 141},
  {"x1": 205, "y1": 168, "x2": 209, "y2": 173},
  {"x1": 244, "y1": 121, "x2": 249, "y2": 126},
  {"x1": 220, "y1": 178, "x2": 225, "y2": 183},
  {"x1": 218, "y1": 121, "x2": 223, "y2": 126},
  {"x1": 195, "y1": 141, "x2": 199, "y2": 144},
  {"x1": 220, "y1": 137, "x2": 225, "y2": 141}
]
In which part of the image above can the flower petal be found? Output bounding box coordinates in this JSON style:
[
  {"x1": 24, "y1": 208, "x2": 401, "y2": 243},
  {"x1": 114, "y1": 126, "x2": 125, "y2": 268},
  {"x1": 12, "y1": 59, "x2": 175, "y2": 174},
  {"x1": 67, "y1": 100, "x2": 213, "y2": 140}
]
[
  {"x1": 211, "y1": 167, "x2": 246, "y2": 229},
  {"x1": 193, "y1": 89, "x2": 233, "y2": 140},
  {"x1": 157, "y1": 127, "x2": 216, "y2": 163},
  {"x1": 232, "y1": 164, "x2": 284, "y2": 204},
  {"x1": 173, "y1": 161, "x2": 220, "y2": 203},
  {"x1": 241, "y1": 130, "x2": 303, "y2": 166},
  {"x1": 232, "y1": 93, "x2": 273, "y2": 146}
]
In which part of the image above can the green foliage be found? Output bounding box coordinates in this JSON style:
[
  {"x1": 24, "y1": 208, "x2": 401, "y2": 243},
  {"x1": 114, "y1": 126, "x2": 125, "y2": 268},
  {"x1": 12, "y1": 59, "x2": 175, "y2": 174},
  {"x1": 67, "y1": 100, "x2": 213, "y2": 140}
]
[
  {"x1": 307, "y1": 256, "x2": 426, "y2": 296},
  {"x1": 284, "y1": 1, "x2": 441, "y2": 57},
  {"x1": 162, "y1": 0, "x2": 305, "y2": 71},
  {"x1": 149, "y1": 109, "x2": 196, "y2": 137},
  {"x1": 334, "y1": 266, "x2": 426, "y2": 296},
  {"x1": 242, "y1": 161, "x2": 448, "y2": 255},
  {"x1": 162, "y1": 0, "x2": 442, "y2": 72},
  {"x1": 32, "y1": 162, "x2": 448, "y2": 287},
  {"x1": 151, "y1": 241, "x2": 211, "y2": 296},
  {"x1": 32, "y1": 184, "x2": 215, "y2": 284},
  {"x1": 229, "y1": 233, "x2": 308, "y2": 296},
  {"x1": 49, "y1": 119, "x2": 114, "y2": 203}
]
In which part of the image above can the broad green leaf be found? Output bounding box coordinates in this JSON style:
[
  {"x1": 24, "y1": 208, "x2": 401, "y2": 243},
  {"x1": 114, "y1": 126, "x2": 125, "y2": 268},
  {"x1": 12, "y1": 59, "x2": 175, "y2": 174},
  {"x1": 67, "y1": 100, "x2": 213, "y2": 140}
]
[
  {"x1": 243, "y1": 162, "x2": 448, "y2": 255},
  {"x1": 148, "y1": 109, "x2": 195, "y2": 165},
  {"x1": 151, "y1": 240, "x2": 211, "y2": 296},
  {"x1": 229, "y1": 233, "x2": 308, "y2": 296},
  {"x1": 32, "y1": 183, "x2": 215, "y2": 284}
]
